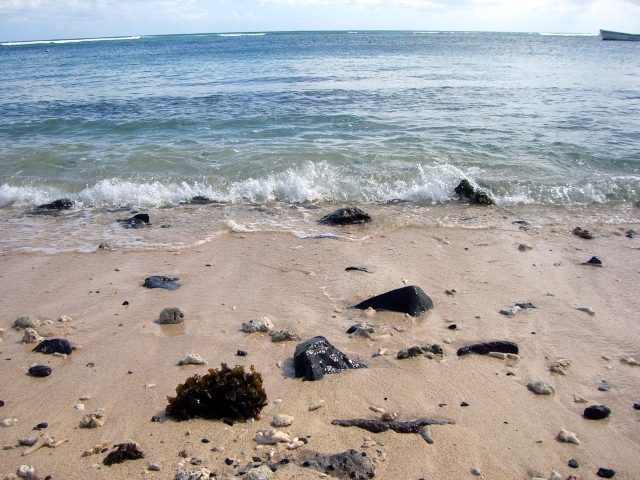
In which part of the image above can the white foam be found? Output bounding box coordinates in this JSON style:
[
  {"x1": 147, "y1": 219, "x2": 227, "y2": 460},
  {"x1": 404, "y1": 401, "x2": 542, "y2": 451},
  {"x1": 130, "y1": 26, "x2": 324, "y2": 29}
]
[
  {"x1": 217, "y1": 33, "x2": 266, "y2": 37},
  {"x1": 539, "y1": 33, "x2": 598, "y2": 37},
  {"x1": 1, "y1": 36, "x2": 140, "y2": 46}
]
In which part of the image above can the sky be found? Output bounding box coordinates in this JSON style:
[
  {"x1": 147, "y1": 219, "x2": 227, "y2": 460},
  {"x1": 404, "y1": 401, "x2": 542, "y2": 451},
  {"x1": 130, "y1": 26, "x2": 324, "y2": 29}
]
[{"x1": 1, "y1": 0, "x2": 640, "y2": 42}]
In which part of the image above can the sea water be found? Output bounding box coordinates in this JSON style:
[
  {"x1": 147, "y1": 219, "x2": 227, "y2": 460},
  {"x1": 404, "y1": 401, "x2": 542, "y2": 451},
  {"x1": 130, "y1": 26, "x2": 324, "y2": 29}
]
[{"x1": 0, "y1": 31, "x2": 638, "y2": 252}]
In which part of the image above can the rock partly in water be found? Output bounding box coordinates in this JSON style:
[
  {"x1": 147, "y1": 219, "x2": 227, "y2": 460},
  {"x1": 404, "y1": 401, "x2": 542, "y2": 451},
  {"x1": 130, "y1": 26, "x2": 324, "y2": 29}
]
[
  {"x1": 166, "y1": 363, "x2": 267, "y2": 421},
  {"x1": 299, "y1": 449, "x2": 375, "y2": 480},
  {"x1": 103, "y1": 441, "x2": 145, "y2": 466},
  {"x1": 397, "y1": 344, "x2": 443, "y2": 359},
  {"x1": 242, "y1": 317, "x2": 274, "y2": 333},
  {"x1": 583, "y1": 404, "x2": 611, "y2": 420},
  {"x1": 582, "y1": 256, "x2": 603, "y2": 267},
  {"x1": 159, "y1": 307, "x2": 184, "y2": 324},
  {"x1": 318, "y1": 207, "x2": 372, "y2": 226},
  {"x1": 352, "y1": 285, "x2": 434, "y2": 317},
  {"x1": 453, "y1": 179, "x2": 494, "y2": 205},
  {"x1": 597, "y1": 468, "x2": 616, "y2": 478},
  {"x1": 13, "y1": 316, "x2": 42, "y2": 330},
  {"x1": 28, "y1": 365, "x2": 52, "y2": 377},
  {"x1": 33, "y1": 338, "x2": 72, "y2": 355},
  {"x1": 269, "y1": 330, "x2": 301, "y2": 342},
  {"x1": 457, "y1": 341, "x2": 519, "y2": 356},
  {"x1": 38, "y1": 199, "x2": 74, "y2": 210},
  {"x1": 527, "y1": 381, "x2": 555, "y2": 395},
  {"x1": 22, "y1": 328, "x2": 43, "y2": 344},
  {"x1": 143, "y1": 276, "x2": 180, "y2": 290},
  {"x1": 118, "y1": 213, "x2": 151, "y2": 229},
  {"x1": 293, "y1": 336, "x2": 367, "y2": 381}
]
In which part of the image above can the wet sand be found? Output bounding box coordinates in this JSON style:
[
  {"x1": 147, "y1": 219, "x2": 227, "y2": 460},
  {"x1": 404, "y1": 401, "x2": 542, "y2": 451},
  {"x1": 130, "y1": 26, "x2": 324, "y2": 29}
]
[{"x1": 0, "y1": 214, "x2": 639, "y2": 479}]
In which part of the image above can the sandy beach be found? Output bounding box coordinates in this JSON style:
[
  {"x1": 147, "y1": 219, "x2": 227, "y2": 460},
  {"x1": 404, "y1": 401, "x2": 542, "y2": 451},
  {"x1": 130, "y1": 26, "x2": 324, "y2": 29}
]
[{"x1": 1, "y1": 209, "x2": 639, "y2": 480}]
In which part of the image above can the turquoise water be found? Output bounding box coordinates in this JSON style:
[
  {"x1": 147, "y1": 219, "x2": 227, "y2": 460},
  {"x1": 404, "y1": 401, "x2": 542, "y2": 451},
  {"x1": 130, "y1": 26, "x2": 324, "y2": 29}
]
[{"x1": 0, "y1": 31, "x2": 639, "y2": 252}]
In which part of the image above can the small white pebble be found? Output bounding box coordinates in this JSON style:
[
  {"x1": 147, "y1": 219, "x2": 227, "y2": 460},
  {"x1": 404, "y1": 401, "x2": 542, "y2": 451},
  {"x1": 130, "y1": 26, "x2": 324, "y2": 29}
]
[
  {"x1": 273, "y1": 399, "x2": 282, "y2": 404},
  {"x1": 443, "y1": 338, "x2": 452, "y2": 344},
  {"x1": 602, "y1": 355, "x2": 611, "y2": 361},
  {"x1": 74, "y1": 404, "x2": 85, "y2": 410},
  {"x1": 148, "y1": 463, "x2": 161, "y2": 471}
]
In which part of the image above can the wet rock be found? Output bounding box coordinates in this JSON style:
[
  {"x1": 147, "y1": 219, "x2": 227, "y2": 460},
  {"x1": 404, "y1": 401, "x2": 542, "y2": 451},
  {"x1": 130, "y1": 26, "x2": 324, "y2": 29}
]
[
  {"x1": 159, "y1": 307, "x2": 184, "y2": 324},
  {"x1": 177, "y1": 354, "x2": 207, "y2": 366},
  {"x1": 397, "y1": 344, "x2": 443, "y2": 359},
  {"x1": 527, "y1": 381, "x2": 555, "y2": 395},
  {"x1": 33, "y1": 338, "x2": 72, "y2": 355},
  {"x1": 572, "y1": 227, "x2": 594, "y2": 239},
  {"x1": 166, "y1": 363, "x2": 267, "y2": 421},
  {"x1": 568, "y1": 459, "x2": 579, "y2": 468},
  {"x1": 318, "y1": 207, "x2": 372, "y2": 226},
  {"x1": 38, "y1": 199, "x2": 74, "y2": 210},
  {"x1": 143, "y1": 276, "x2": 180, "y2": 290},
  {"x1": 331, "y1": 417, "x2": 455, "y2": 433},
  {"x1": 457, "y1": 341, "x2": 519, "y2": 356},
  {"x1": 13, "y1": 316, "x2": 42, "y2": 330},
  {"x1": 294, "y1": 336, "x2": 367, "y2": 381},
  {"x1": 298, "y1": 449, "x2": 375, "y2": 480},
  {"x1": 79, "y1": 408, "x2": 106, "y2": 428},
  {"x1": 242, "y1": 317, "x2": 274, "y2": 333},
  {"x1": 345, "y1": 266, "x2": 373, "y2": 273},
  {"x1": 269, "y1": 330, "x2": 301, "y2": 342},
  {"x1": 22, "y1": 328, "x2": 43, "y2": 344},
  {"x1": 352, "y1": 285, "x2": 434, "y2": 317},
  {"x1": 118, "y1": 213, "x2": 150, "y2": 229},
  {"x1": 582, "y1": 256, "x2": 603, "y2": 267},
  {"x1": 597, "y1": 468, "x2": 616, "y2": 478},
  {"x1": 103, "y1": 441, "x2": 145, "y2": 466},
  {"x1": 243, "y1": 465, "x2": 273, "y2": 480},
  {"x1": 584, "y1": 404, "x2": 611, "y2": 420},
  {"x1": 28, "y1": 365, "x2": 52, "y2": 377},
  {"x1": 188, "y1": 196, "x2": 215, "y2": 205},
  {"x1": 454, "y1": 179, "x2": 494, "y2": 205}
]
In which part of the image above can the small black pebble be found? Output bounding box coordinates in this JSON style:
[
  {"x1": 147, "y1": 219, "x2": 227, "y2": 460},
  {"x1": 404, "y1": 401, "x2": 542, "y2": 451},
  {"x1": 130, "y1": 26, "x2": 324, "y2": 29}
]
[
  {"x1": 597, "y1": 468, "x2": 616, "y2": 478},
  {"x1": 299, "y1": 437, "x2": 308, "y2": 444},
  {"x1": 101, "y1": 447, "x2": 108, "y2": 453},
  {"x1": 531, "y1": 332, "x2": 536, "y2": 334},
  {"x1": 34, "y1": 422, "x2": 48, "y2": 430},
  {"x1": 280, "y1": 458, "x2": 290, "y2": 464},
  {"x1": 504, "y1": 421, "x2": 509, "y2": 424},
  {"x1": 439, "y1": 403, "x2": 447, "y2": 407},
  {"x1": 205, "y1": 264, "x2": 212, "y2": 267},
  {"x1": 238, "y1": 472, "x2": 246, "y2": 476},
  {"x1": 44, "y1": 476, "x2": 52, "y2": 480},
  {"x1": 86, "y1": 362, "x2": 94, "y2": 368},
  {"x1": 223, "y1": 418, "x2": 236, "y2": 426},
  {"x1": 568, "y1": 459, "x2": 579, "y2": 468},
  {"x1": 128, "y1": 370, "x2": 133, "y2": 374},
  {"x1": 633, "y1": 403, "x2": 640, "y2": 410},
  {"x1": 202, "y1": 438, "x2": 210, "y2": 443},
  {"x1": 447, "y1": 324, "x2": 457, "y2": 330},
  {"x1": 252, "y1": 456, "x2": 261, "y2": 462},
  {"x1": 224, "y1": 458, "x2": 234, "y2": 466},
  {"x1": 237, "y1": 350, "x2": 248, "y2": 356},
  {"x1": 460, "y1": 402, "x2": 469, "y2": 407},
  {"x1": 301, "y1": 461, "x2": 310, "y2": 467},
  {"x1": 28, "y1": 365, "x2": 52, "y2": 377},
  {"x1": 151, "y1": 416, "x2": 161, "y2": 422},
  {"x1": 598, "y1": 385, "x2": 611, "y2": 392},
  {"x1": 506, "y1": 371, "x2": 516, "y2": 376},
  {"x1": 384, "y1": 397, "x2": 388, "y2": 401},
  {"x1": 122, "y1": 301, "x2": 129, "y2": 305},
  {"x1": 0, "y1": 400, "x2": 4, "y2": 407}
]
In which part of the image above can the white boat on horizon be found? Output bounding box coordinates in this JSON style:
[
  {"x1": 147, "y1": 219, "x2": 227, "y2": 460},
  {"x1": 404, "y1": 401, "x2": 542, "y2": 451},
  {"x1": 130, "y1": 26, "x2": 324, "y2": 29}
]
[{"x1": 600, "y1": 29, "x2": 640, "y2": 41}]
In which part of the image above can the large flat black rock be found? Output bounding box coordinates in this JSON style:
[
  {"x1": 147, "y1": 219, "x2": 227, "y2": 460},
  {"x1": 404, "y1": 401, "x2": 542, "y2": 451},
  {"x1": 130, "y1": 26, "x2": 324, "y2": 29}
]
[
  {"x1": 457, "y1": 341, "x2": 519, "y2": 356},
  {"x1": 294, "y1": 336, "x2": 367, "y2": 381},
  {"x1": 352, "y1": 285, "x2": 434, "y2": 317}
]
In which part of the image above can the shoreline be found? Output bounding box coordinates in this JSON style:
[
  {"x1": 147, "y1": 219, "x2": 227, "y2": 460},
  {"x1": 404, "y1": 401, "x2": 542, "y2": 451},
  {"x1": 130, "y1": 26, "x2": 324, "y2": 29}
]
[{"x1": 0, "y1": 219, "x2": 639, "y2": 479}]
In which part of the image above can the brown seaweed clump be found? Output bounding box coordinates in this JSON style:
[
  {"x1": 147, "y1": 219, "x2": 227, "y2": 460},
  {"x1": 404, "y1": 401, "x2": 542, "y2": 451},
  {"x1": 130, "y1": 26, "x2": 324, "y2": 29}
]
[
  {"x1": 166, "y1": 363, "x2": 268, "y2": 421},
  {"x1": 103, "y1": 441, "x2": 145, "y2": 466}
]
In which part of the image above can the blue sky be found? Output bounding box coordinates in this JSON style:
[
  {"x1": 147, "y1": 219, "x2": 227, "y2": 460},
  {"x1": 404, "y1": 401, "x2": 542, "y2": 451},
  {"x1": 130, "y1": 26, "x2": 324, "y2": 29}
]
[{"x1": 1, "y1": 0, "x2": 639, "y2": 42}]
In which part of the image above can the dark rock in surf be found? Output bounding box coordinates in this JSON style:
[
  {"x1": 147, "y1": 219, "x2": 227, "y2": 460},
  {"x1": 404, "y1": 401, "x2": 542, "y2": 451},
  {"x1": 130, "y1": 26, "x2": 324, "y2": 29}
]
[
  {"x1": 318, "y1": 207, "x2": 372, "y2": 226},
  {"x1": 457, "y1": 341, "x2": 519, "y2": 356},
  {"x1": 583, "y1": 404, "x2": 611, "y2": 420},
  {"x1": 294, "y1": 336, "x2": 367, "y2": 381},
  {"x1": 28, "y1": 365, "x2": 52, "y2": 377},
  {"x1": 454, "y1": 179, "x2": 494, "y2": 205},
  {"x1": 118, "y1": 213, "x2": 150, "y2": 229},
  {"x1": 37, "y1": 199, "x2": 74, "y2": 210},
  {"x1": 187, "y1": 196, "x2": 215, "y2": 205},
  {"x1": 352, "y1": 285, "x2": 434, "y2": 317},
  {"x1": 143, "y1": 276, "x2": 180, "y2": 290},
  {"x1": 33, "y1": 338, "x2": 73, "y2": 355},
  {"x1": 298, "y1": 449, "x2": 375, "y2": 480},
  {"x1": 582, "y1": 256, "x2": 603, "y2": 267}
]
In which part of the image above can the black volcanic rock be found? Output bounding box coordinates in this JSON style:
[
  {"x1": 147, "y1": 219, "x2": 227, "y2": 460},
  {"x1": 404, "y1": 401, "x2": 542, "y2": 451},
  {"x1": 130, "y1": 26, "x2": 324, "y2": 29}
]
[
  {"x1": 118, "y1": 213, "x2": 150, "y2": 229},
  {"x1": 38, "y1": 199, "x2": 74, "y2": 210},
  {"x1": 33, "y1": 338, "x2": 72, "y2": 355},
  {"x1": 352, "y1": 285, "x2": 434, "y2": 317},
  {"x1": 318, "y1": 207, "x2": 372, "y2": 226},
  {"x1": 454, "y1": 179, "x2": 494, "y2": 205},
  {"x1": 298, "y1": 449, "x2": 375, "y2": 480},
  {"x1": 294, "y1": 336, "x2": 367, "y2": 381},
  {"x1": 457, "y1": 341, "x2": 519, "y2": 356},
  {"x1": 143, "y1": 276, "x2": 180, "y2": 290},
  {"x1": 582, "y1": 256, "x2": 603, "y2": 267},
  {"x1": 597, "y1": 468, "x2": 616, "y2": 478},
  {"x1": 28, "y1": 365, "x2": 52, "y2": 377},
  {"x1": 584, "y1": 404, "x2": 611, "y2": 420}
]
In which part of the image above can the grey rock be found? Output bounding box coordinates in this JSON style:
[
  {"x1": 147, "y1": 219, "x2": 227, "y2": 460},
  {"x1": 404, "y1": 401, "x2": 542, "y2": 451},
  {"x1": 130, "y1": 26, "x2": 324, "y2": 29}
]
[
  {"x1": 242, "y1": 317, "x2": 274, "y2": 333},
  {"x1": 13, "y1": 316, "x2": 41, "y2": 330},
  {"x1": 269, "y1": 330, "x2": 302, "y2": 342},
  {"x1": 159, "y1": 307, "x2": 184, "y2": 324},
  {"x1": 298, "y1": 449, "x2": 375, "y2": 480},
  {"x1": 243, "y1": 465, "x2": 273, "y2": 480},
  {"x1": 527, "y1": 381, "x2": 555, "y2": 395}
]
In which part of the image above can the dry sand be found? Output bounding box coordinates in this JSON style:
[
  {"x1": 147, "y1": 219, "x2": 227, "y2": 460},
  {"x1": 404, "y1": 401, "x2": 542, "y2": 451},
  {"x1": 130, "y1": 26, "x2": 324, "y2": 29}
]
[{"x1": 0, "y1": 216, "x2": 639, "y2": 479}]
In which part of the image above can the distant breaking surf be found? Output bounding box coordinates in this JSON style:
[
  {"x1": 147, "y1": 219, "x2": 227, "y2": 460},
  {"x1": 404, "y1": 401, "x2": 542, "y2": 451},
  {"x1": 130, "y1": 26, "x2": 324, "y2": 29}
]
[
  {"x1": 1, "y1": 36, "x2": 141, "y2": 46},
  {"x1": 217, "y1": 33, "x2": 266, "y2": 37}
]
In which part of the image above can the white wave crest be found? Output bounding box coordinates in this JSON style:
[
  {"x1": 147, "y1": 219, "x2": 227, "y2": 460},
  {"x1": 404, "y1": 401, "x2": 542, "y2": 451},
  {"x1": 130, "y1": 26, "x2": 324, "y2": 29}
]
[{"x1": 1, "y1": 36, "x2": 140, "y2": 46}]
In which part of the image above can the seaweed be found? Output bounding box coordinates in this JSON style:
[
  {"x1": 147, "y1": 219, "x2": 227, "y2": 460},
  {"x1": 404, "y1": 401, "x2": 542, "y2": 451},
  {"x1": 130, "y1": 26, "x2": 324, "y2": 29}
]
[
  {"x1": 103, "y1": 441, "x2": 145, "y2": 466},
  {"x1": 166, "y1": 363, "x2": 268, "y2": 421}
]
